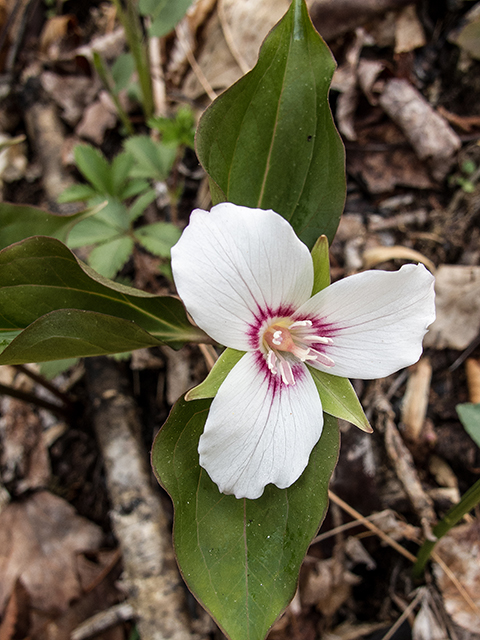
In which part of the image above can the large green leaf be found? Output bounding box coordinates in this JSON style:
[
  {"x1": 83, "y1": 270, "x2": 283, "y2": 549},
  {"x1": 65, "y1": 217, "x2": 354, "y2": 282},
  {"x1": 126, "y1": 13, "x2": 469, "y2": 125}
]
[
  {"x1": 0, "y1": 309, "x2": 161, "y2": 364},
  {"x1": 152, "y1": 398, "x2": 339, "y2": 640},
  {"x1": 0, "y1": 203, "x2": 90, "y2": 250},
  {"x1": 0, "y1": 236, "x2": 206, "y2": 363},
  {"x1": 195, "y1": 0, "x2": 345, "y2": 248}
]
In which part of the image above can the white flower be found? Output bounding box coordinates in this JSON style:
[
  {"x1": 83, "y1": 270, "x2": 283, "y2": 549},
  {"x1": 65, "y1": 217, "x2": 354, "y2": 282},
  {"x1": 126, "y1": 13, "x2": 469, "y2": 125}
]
[{"x1": 171, "y1": 203, "x2": 435, "y2": 500}]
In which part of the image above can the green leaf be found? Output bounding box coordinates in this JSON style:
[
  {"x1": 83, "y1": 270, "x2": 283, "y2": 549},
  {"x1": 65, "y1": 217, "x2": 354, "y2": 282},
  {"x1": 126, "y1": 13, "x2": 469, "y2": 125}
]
[
  {"x1": 74, "y1": 145, "x2": 113, "y2": 195},
  {"x1": 309, "y1": 368, "x2": 372, "y2": 433},
  {"x1": 457, "y1": 403, "x2": 480, "y2": 448},
  {"x1": 0, "y1": 309, "x2": 162, "y2": 365},
  {"x1": 124, "y1": 136, "x2": 177, "y2": 181},
  {"x1": 57, "y1": 184, "x2": 98, "y2": 203},
  {"x1": 0, "y1": 202, "x2": 90, "y2": 250},
  {"x1": 186, "y1": 348, "x2": 244, "y2": 400},
  {"x1": 196, "y1": 0, "x2": 345, "y2": 248},
  {"x1": 67, "y1": 216, "x2": 120, "y2": 248},
  {"x1": 311, "y1": 235, "x2": 330, "y2": 294},
  {"x1": 152, "y1": 398, "x2": 339, "y2": 640},
  {"x1": 88, "y1": 236, "x2": 134, "y2": 278},
  {"x1": 134, "y1": 222, "x2": 181, "y2": 257},
  {"x1": 0, "y1": 236, "x2": 207, "y2": 363},
  {"x1": 129, "y1": 188, "x2": 158, "y2": 222},
  {"x1": 139, "y1": 0, "x2": 194, "y2": 38},
  {"x1": 111, "y1": 151, "x2": 136, "y2": 197}
]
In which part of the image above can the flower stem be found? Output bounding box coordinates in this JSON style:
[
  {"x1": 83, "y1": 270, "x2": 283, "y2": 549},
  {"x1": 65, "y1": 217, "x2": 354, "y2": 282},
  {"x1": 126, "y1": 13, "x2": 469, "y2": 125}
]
[{"x1": 412, "y1": 478, "x2": 480, "y2": 578}]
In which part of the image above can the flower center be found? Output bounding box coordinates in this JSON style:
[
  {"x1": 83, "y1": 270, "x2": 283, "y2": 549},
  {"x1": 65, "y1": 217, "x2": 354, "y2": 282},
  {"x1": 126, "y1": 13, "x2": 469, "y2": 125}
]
[{"x1": 262, "y1": 319, "x2": 335, "y2": 386}]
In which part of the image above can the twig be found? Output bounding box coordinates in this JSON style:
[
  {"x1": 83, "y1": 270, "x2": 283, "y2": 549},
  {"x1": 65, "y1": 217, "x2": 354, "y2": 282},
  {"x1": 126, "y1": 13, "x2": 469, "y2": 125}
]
[
  {"x1": 0, "y1": 382, "x2": 69, "y2": 417},
  {"x1": 328, "y1": 491, "x2": 417, "y2": 563},
  {"x1": 175, "y1": 23, "x2": 217, "y2": 102},
  {"x1": 217, "y1": 0, "x2": 250, "y2": 75},
  {"x1": 14, "y1": 364, "x2": 72, "y2": 406},
  {"x1": 312, "y1": 509, "x2": 394, "y2": 544},
  {"x1": 147, "y1": 27, "x2": 167, "y2": 117},
  {"x1": 198, "y1": 344, "x2": 218, "y2": 371},
  {"x1": 380, "y1": 589, "x2": 424, "y2": 640},
  {"x1": 71, "y1": 602, "x2": 135, "y2": 640},
  {"x1": 84, "y1": 357, "x2": 205, "y2": 640}
]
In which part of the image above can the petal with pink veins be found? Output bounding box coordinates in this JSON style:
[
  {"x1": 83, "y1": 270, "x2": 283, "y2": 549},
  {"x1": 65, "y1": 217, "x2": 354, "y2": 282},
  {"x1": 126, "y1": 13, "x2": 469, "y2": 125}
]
[
  {"x1": 171, "y1": 203, "x2": 314, "y2": 351},
  {"x1": 198, "y1": 351, "x2": 323, "y2": 499},
  {"x1": 296, "y1": 263, "x2": 435, "y2": 379}
]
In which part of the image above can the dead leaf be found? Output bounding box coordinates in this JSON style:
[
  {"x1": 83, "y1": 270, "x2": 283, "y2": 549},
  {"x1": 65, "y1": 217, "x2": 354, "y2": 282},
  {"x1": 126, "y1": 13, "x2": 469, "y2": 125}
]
[
  {"x1": 301, "y1": 557, "x2": 361, "y2": 617},
  {"x1": 362, "y1": 245, "x2": 435, "y2": 272},
  {"x1": 41, "y1": 72, "x2": 100, "y2": 127},
  {"x1": 401, "y1": 357, "x2": 432, "y2": 442},
  {"x1": 0, "y1": 491, "x2": 103, "y2": 615},
  {"x1": 412, "y1": 588, "x2": 449, "y2": 640},
  {"x1": 433, "y1": 521, "x2": 480, "y2": 633},
  {"x1": 423, "y1": 265, "x2": 480, "y2": 350},
  {"x1": 0, "y1": 580, "x2": 30, "y2": 640},
  {"x1": 394, "y1": 4, "x2": 426, "y2": 54},
  {"x1": 466, "y1": 359, "x2": 480, "y2": 404},
  {"x1": 347, "y1": 145, "x2": 434, "y2": 193},
  {"x1": 75, "y1": 92, "x2": 118, "y2": 144}
]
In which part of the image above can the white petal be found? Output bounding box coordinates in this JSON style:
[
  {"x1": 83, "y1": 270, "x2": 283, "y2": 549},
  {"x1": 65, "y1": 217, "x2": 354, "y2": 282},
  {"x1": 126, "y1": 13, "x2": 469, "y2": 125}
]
[
  {"x1": 198, "y1": 351, "x2": 323, "y2": 499},
  {"x1": 171, "y1": 203, "x2": 313, "y2": 350},
  {"x1": 296, "y1": 264, "x2": 435, "y2": 379}
]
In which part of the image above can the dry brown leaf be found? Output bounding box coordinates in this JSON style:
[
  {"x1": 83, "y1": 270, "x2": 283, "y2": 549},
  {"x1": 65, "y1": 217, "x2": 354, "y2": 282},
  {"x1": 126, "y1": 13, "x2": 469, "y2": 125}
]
[
  {"x1": 301, "y1": 557, "x2": 361, "y2": 617},
  {"x1": 347, "y1": 145, "x2": 434, "y2": 193},
  {"x1": 41, "y1": 72, "x2": 100, "y2": 127},
  {"x1": 0, "y1": 491, "x2": 103, "y2": 615},
  {"x1": 394, "y1": 4, "x2": 426, "y2": 54},
  {"x1": 401, "y1": 357, "x2": 432, "y2": 442},
  {"x1": 362, "y1": 245, "x2": 435, "y2": 272},
  {"x1": 433, "y1": 522, "x2": 480, "y2": 633},
  {"x1": 0, "y1": 580, "x2": 30, "y2": 640},
  {"x1": 412, "y1": 588, "x2": 449, "y2": 640},
  {"x1": 466, "y1": 358, "x2": 480, "y2": 404},
  {"x1": 75, "y1": 93, "x2": 118, "y2": 144},
  {"x1": 423, "y1": 265, "x2": 480, "y2": 350}
]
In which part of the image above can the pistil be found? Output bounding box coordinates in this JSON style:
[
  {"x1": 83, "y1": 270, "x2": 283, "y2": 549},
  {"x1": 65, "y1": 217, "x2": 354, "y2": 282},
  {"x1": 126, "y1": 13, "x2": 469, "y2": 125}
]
[{"x1": 262, "y1": 319, "x2": 335, "y2": 385}]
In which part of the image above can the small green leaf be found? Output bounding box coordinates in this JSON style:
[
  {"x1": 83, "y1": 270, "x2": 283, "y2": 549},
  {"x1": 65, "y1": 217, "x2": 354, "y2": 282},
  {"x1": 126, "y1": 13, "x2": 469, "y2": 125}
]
[
  {"x1": 0, "y1": 236, "x2": 207, "y2": 362},
  {"x1": 66, "y1": 218, "x2": 118, "y2": 248},
  {"x1": 457, "y1": 403, "x2": 480, "y2": 448},
  {"x1": 129, "y1": 188, "x2": 158, "y2": 222},
  {"x1": 124, "y1": 136, "x2": 177, "y2": 181},
  {"x1": 111, "y1": 151, "x2": 136, "y2": 197},
  {"x1": 186, "y1": 348, "x2": 245, "y2": 400},
  {"x1": 74, "y1": 145, "x2": 113, "y2": 195},
  {"x1": 139, "y1": 0, "x2": 194, "y2": 38},
  {"x1": 152, "y1": 397, "x2": 339, "y2": 640},
  {"x1": 311, "y1": 235, "x2": 331, "y2": 295},
  {"x1": 309, "y1": 368, "x2": 372, "y2": 432},
  {"x1": 88, "y1": 236, "x2": 134, "y2": 278},
  {"x1": 0, "y1": 309, "x2": 161, "y2": 365},
  {"x1": 0, "y1": 203, "x2": 91, "y2": 250},
  {"x1": 57, "y1": 184, "x2": 98, "y2": 203},
  {"x1": 134, "y1": 222, "x2": 181, "y2": 257},
  {"x1": 196, "y1": 0, "x2": 345, "y2": 248}
]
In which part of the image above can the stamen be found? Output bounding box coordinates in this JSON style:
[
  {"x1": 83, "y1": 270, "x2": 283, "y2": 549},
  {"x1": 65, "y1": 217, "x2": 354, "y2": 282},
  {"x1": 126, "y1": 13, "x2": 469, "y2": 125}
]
[
  {"x1": 262, "y1": 317, "x2": 335, "y2": 383},
  {"x1": 278, "y1": 358, "x2": 295, "y2": 385},
  {"x1": 267, "y1": 349, "x2": 277, "y2": 374}
]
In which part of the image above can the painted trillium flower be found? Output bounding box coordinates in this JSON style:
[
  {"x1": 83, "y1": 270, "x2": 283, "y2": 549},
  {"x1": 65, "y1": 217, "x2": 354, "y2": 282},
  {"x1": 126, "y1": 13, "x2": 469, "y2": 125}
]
[{"x1": 171, "y1": 203, "x2": 435, "y2": 500}]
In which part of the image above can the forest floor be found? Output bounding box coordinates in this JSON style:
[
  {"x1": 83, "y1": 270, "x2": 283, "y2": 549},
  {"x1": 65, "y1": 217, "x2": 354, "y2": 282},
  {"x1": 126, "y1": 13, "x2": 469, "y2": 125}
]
[{"x1": 0, "y1": 1, "x2": 480, "y2": 639}]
